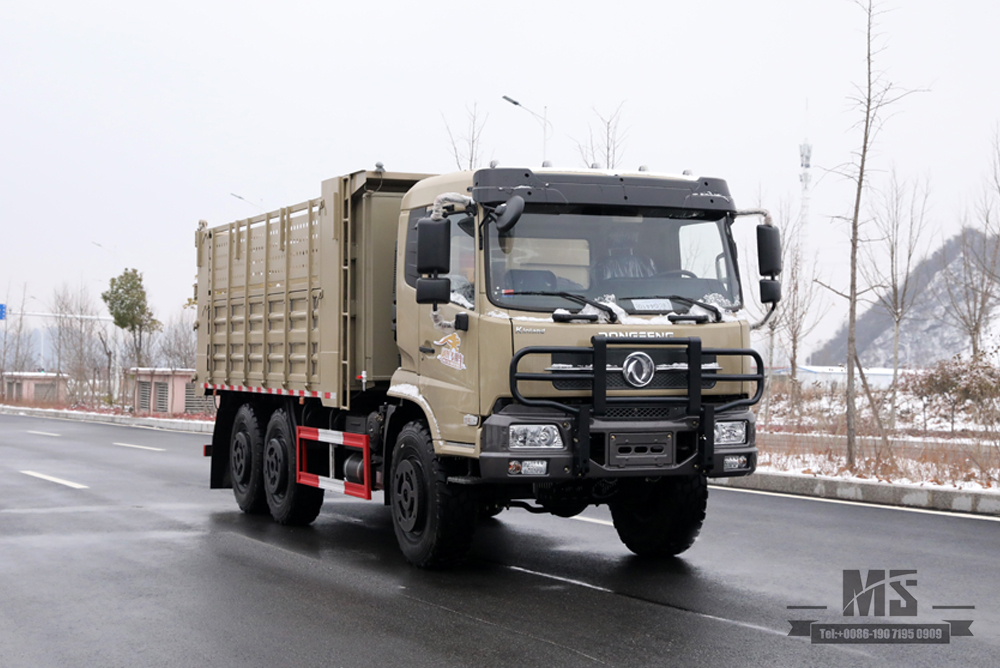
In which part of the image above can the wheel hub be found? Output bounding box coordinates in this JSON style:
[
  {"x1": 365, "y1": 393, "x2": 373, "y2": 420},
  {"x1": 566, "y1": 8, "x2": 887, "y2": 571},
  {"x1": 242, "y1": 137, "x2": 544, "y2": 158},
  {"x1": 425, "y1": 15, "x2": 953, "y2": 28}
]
[
  {"x1": 393, "y1": 459, "x2": 423, "y2": 533},
  {"x1": 232, "y1": 432, "x2": 249, "y2": 483},
  {"x1": 264, "y1": 437, "x2": 288, "y2": 496}
]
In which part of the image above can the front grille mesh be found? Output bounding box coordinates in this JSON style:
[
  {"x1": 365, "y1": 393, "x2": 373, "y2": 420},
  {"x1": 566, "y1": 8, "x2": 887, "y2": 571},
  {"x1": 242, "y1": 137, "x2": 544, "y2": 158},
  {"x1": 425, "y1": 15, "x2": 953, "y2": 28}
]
[
  {"x1": 554, "y1": 372, "x2": 716, "y2": 391},
  {"x1": 603, "y1": 406, "x2": 674, "y2": 419}
]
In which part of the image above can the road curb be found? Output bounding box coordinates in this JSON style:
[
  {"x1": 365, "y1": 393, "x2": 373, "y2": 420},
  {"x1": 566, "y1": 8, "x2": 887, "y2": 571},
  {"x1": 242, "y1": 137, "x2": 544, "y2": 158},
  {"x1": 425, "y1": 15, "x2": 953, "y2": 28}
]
[
  {"x1": 712, "y1": 470, "x2": 1000, "y2": 518},
  {"x1": 0, "y1": 405, "x2": 215, "y2": 434}
]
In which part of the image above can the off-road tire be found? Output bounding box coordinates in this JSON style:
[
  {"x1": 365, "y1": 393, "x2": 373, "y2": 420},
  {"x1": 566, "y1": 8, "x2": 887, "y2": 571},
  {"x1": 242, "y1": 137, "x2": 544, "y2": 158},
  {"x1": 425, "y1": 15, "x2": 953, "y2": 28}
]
[
  {"x1": 230, "y1": 404, "x2": 268, "y2": 514},
  {"x1": 609, "y1": 475, "x2": 707, "y2": 557},
  {"x1": 263, "y1": 409, "x2": 324, "y2": 526},
  {"x1": 390, "y1": 421, "x2": 477, "y2": 567}
]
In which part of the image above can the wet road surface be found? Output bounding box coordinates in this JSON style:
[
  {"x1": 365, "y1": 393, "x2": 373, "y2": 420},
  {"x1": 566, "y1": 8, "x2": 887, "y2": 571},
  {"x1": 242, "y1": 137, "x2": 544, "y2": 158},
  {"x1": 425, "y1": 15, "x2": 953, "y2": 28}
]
[{"x1": 1, "y1": 413, "x2": 997, "y2": 667}]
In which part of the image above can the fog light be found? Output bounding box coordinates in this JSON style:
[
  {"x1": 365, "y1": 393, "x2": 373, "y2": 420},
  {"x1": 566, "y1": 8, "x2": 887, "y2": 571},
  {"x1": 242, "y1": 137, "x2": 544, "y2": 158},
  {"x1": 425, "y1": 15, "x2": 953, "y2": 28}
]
[
  {"x1": 723, "y1": 455, "x2": 748, "y2": 471},
  {"x1": 509, "y1": 424, "x2": 564, "y2": 449},
  {"x1": 508, "y1": 460, "x2": 522, "y2": 475},
  {"x1": 520, "y1": 460, "x2": 548, "y2": 475},
  {"x1": 715, "y1": 421, "x2": 747, "y2": 446}
]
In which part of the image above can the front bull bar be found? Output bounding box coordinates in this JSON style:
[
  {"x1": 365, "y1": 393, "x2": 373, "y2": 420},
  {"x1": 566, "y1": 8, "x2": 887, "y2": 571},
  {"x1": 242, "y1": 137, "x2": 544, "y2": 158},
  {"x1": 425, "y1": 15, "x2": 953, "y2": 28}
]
[{"x1": 509, "y1": 336, "x2": 765, "y2": 475}]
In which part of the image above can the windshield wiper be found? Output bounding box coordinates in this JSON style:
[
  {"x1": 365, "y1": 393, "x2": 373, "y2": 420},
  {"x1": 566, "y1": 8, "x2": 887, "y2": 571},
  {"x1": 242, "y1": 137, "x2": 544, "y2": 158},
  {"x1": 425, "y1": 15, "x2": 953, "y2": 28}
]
[
  {"x1": 502, "y1": 291, "x2": 618, "y2": 323},
  {"x1": 621, "y1": 294, "x2": 723, "y2": 322}
]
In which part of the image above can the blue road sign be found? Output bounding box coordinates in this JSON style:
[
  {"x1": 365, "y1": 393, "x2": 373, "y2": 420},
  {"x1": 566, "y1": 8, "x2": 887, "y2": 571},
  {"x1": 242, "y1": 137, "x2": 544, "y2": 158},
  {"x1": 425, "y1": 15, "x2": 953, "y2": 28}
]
[{"x1": 0, "y1": 303, "x2": 5, "y2": 320}]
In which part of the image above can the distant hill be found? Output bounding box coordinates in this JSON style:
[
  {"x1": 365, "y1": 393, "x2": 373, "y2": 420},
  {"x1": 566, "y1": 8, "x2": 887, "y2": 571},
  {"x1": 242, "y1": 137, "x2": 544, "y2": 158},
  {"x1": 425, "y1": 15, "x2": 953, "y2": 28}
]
[{"x1": 811, "y1": 229, "x2": 995, "y2": 368}]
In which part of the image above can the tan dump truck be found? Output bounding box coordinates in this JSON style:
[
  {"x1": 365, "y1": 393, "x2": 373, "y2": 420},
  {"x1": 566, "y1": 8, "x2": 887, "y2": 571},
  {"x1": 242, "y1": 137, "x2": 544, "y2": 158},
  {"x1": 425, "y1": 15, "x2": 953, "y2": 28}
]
[{"x1": 197, "y1": 166, "x2": 781, "y2": 567}]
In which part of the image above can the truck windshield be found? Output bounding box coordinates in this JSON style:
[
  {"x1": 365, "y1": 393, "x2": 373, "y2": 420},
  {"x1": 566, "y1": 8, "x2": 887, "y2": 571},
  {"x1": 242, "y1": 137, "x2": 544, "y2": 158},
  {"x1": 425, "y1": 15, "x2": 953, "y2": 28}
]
[{"x1": 486, "y1": 204, "x2": 741, "y2": 315}]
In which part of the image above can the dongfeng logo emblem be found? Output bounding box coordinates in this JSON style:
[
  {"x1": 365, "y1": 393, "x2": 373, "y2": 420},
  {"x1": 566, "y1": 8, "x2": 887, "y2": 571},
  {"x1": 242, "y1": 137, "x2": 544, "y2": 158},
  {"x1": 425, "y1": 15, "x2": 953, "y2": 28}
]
[{"x1": 622, "y1": 352, "x2": 655, "y2": 388}]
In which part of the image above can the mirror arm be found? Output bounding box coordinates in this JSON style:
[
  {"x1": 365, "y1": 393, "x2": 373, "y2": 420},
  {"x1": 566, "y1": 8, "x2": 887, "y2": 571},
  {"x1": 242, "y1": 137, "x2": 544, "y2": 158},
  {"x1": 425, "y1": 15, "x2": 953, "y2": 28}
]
[
  {"x1": 735, "y1": 208, "x2": 774, "y2": 226},
  {"x1": 750, "y1": 302, "x2": 778, "y2": 331},
  {"x1": 430, "y1": 193, "x2": 474, "y2": 220},
  {"x1": 479, "y1": 204, "x2": 497, "y2": 250}
]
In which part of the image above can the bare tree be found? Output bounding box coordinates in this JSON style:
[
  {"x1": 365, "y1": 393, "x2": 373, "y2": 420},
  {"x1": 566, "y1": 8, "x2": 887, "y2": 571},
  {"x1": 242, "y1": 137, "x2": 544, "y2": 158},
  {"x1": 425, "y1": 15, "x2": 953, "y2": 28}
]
[
  {"x1": 50, "y1": 283, "x2": 108, "y2": 406},
  {"x1": 860, "y1": 170, "x2": 930, "y2": 429},
  {"x1": 825, "y1": 1, "x2": 915, "y2": 469},
  {"x1": 576, "y1": 102, "x2": 628, "y2": 169},
  {"x1": 778, "y1": 212, "x2": 825, "y2": 423},
  {"x1": 444, "y1": 103, "x2": 489, "y2": 171},
  {"x1": 937, "y1": 133, "x2": 1000, "y2": 357},
  {"x1": 157, "y1": 307, "x2": 197, "y2": 369},
  {"x1": 940, "y1": 223, "x2": 999, "y2": 358},
  {"x1": 988, "y1": 127, "x2": 1000, "y2": 286},
  {"x1": 97, "y1": 328, "x2": 118, "y2": 406}
]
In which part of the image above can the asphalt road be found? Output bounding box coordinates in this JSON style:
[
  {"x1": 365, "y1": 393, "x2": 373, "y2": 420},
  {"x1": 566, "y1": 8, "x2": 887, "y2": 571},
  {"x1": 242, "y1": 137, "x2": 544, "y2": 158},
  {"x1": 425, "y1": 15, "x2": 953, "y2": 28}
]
[{"x1": 1, "y1": 413, "x2": 997, "y2": 667}]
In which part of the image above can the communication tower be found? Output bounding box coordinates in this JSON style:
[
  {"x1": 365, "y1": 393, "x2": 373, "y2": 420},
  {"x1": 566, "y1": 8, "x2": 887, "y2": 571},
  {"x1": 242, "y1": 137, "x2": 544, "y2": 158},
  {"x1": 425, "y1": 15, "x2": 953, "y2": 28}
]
[{"x1": 799, "y1": 139, "x2": 812, "y2": 226}]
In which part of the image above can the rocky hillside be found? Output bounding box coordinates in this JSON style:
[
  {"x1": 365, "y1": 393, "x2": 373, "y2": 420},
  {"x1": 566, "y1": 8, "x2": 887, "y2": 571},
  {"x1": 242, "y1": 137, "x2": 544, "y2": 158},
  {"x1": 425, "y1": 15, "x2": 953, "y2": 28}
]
[{"x1": 812, "y1": 229, "x2": 996, "y2": 367}]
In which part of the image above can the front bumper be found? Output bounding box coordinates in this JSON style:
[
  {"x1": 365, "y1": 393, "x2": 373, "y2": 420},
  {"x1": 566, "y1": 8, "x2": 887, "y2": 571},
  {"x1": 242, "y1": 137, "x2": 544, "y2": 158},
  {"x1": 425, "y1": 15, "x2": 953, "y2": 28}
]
[{"x1": 478, "y1": 406, "x2": 757, "y2": 482}]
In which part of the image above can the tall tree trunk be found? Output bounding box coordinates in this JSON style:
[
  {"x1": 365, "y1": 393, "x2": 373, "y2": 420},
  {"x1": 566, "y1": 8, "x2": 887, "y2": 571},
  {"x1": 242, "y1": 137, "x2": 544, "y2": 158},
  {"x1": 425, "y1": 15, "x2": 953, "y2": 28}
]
[
  {"x1": 790, "y1": 337, "x2": 800, "y2": 427},
  {"x1": 764, "y1": 325, "x2": 776, "y2": 427},
  {"x1": 889, "y1": 315, "x2": 901, "y2": 431},
  {"x1": 846, "y1": 0, "x2": 878, "y2": 471}
]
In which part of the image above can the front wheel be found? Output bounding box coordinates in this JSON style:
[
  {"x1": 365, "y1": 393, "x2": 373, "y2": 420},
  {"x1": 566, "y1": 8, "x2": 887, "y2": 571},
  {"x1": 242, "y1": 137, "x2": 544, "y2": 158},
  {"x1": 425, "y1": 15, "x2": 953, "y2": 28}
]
[
  {"x1": 263, "y1": 409, "x2": 324, "y2": 526},
  {"x1": 609, "y1": 475, "x2": 707, "y2": 557},
  {"x1": 390, "y1": 421, "x2": 477, "y2": 567}
]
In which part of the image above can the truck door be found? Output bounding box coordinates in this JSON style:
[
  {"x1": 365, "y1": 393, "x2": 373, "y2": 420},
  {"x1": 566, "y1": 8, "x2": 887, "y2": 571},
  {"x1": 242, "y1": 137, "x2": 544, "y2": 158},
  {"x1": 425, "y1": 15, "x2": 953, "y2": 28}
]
[{"x1": 417, "y1": 214, "x2": 480, "y2": 445}]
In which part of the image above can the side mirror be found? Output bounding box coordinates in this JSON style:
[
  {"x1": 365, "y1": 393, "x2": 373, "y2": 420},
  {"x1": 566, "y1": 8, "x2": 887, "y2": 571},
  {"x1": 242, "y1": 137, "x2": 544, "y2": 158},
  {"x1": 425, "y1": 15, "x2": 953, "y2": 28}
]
[
  {"x1": 759, "y1": 279, "x2": 782, "y2": 304},
  {"x1": 495, "y1": 195, "x2": 525, "y2": 233},
  {"x1": 417, "y1": 217, "x2": 451, "y2": 275},
  {"x1": 756, "y1": 224, "x2": 782, "y2": 277},
  {"x1": 416, "y1": 277, "x2": 451, "y2": 305}
]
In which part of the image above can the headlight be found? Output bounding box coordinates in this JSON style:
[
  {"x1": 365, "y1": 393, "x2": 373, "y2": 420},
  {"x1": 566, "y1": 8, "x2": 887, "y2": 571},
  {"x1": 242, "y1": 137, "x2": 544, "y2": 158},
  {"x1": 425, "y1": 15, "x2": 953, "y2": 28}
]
[
  {"x1": 508, "y1": 424, "x2": 564, "y2": 449},
  {"x1": 714, "y1": 421, "x2": 747, "y2": 446}
]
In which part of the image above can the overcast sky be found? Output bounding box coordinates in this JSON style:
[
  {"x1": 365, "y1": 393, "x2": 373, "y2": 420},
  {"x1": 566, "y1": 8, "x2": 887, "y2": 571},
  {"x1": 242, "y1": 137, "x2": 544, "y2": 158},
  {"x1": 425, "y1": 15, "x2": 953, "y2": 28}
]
[{"x1": 2, "y1": 0, "x2": 998, "y2": 357}]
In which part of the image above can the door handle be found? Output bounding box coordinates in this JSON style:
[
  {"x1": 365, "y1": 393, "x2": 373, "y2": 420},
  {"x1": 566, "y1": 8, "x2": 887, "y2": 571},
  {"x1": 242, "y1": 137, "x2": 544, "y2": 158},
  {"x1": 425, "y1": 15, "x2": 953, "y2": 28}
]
[{"x1": 419, "y1": 346, "x2": 435, "y2": 354}]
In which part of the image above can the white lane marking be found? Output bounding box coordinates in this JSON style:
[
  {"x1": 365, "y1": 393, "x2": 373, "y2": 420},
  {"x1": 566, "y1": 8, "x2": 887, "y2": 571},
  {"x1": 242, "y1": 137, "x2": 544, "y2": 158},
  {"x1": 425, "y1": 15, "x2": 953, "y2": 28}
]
[
  {"x1": 112, "y1": 442, "x2": 165, "y2": 452},
  {"x1": 19, "y1": 471, "x2": 88, "y2": 489},
  {"x1": 27, "y1": 430, "x2": 61, "y2": 437},
  {"x1": 507, "y1": 565, "x2": 613, "y2": 593},
  {"x1": 505, "y1": 565, "x2": 798, "y2": 641},
  {"x1": 710, "y1": 484, "x2": 1000, "y2": 522},
  {"x1": 571, "y1": 515, "x2": 613, "y2": 527}
]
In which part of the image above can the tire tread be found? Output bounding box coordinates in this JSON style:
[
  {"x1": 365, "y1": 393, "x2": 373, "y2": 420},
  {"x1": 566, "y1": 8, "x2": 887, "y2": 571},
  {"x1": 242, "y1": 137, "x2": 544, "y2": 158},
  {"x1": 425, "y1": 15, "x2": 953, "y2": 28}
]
[
  {"x1": 231, "y1": 404, "x2": 268, "y2": 514},
  {"x1": 610, "y1": 475, "x2": 707, "y2": 556},
  {"x1": 392, "y1": 421, "x2": 477, "y2": 567}
]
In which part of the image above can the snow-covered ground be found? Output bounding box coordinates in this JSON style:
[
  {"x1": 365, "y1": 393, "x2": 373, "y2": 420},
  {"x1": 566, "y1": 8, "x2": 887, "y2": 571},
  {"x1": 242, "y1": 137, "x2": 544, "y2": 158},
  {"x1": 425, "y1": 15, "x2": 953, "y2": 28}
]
[
  {"x1": 757, "y1": 365, "x2": 1000, "y2": 490},
  {"x1": 756, "y1": 451, "x2": 1000, "y2": 493}
]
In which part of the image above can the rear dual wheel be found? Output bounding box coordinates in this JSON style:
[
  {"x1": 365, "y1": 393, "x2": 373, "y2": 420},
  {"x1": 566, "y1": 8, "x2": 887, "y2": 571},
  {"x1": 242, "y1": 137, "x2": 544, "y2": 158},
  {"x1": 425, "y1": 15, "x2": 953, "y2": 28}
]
[{"x1": 263, "y1": 409, "x2": 324, "y2": 525}]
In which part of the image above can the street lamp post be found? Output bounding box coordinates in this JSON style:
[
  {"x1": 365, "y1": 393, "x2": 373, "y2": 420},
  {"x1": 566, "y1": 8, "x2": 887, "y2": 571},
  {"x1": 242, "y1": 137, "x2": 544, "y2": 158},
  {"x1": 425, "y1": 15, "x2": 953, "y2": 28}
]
[{"x1": 502, "y1": 95, "x2": 553, "y2": 165}]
